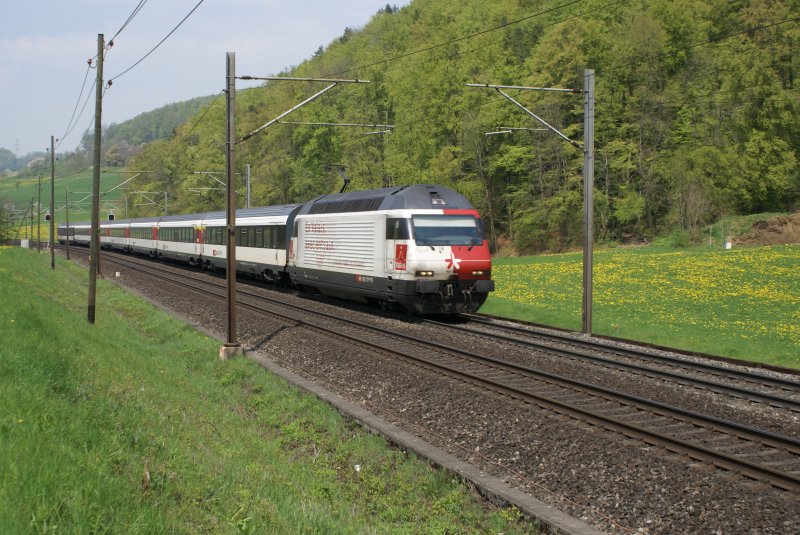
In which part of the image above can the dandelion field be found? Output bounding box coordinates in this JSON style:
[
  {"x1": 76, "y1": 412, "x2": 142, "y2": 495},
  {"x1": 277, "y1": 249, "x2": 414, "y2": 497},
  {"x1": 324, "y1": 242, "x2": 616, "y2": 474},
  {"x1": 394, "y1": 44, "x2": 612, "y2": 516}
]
[{"x1": 482, "y1": 245, "x2": 800, "y2": 368}]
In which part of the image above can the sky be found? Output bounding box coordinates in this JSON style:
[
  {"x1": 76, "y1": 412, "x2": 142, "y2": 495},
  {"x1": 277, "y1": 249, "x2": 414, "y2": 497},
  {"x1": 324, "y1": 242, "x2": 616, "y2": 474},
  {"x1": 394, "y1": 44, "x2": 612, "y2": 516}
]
[{"x1": 1, "y1": 0, "x2": 407, "y2": 156}]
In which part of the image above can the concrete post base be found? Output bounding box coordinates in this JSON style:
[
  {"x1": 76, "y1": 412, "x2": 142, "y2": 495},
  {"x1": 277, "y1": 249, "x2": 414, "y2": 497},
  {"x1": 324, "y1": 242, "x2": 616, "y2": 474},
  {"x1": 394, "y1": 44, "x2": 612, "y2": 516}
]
[{"x1": 219, "y1": 344, "x2": 244, "y2": 360}]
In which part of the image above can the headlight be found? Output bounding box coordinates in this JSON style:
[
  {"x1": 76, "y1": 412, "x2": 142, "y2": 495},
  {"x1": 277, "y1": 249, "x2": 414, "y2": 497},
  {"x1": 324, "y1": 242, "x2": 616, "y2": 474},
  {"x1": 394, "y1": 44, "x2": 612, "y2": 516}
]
[
  {"x1": 472, "y1": 270, "x2": 487, "y2": 276},
  {"x1": 415, "y1": 270, "x2": 434, "y2": 277}
]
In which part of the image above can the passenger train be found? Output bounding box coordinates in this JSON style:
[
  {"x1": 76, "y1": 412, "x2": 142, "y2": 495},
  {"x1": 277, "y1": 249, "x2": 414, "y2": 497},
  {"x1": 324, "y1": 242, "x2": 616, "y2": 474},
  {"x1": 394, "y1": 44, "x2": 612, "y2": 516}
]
[{"x1": 59, "y1": 184, "x2": 495, "y2": 314}]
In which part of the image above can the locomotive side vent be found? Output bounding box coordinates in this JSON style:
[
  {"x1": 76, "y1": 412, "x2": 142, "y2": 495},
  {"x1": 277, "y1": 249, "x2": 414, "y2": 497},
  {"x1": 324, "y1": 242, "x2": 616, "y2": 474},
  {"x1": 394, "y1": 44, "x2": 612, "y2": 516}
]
[{"x1": 309, "y1": 197, "x2": 383, "y2": 214}]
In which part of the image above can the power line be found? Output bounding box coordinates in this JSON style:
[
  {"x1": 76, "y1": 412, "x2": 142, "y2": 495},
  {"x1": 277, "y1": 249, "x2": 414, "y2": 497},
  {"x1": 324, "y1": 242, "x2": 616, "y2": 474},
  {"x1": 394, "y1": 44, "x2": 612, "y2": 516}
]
[
  {"x1": 56, "y1": 63, "x2": 94, "y2": 151},
  {"x1": 376, "y1": 0, "x2": 628, "y2": 78},
  {"x1": 177, "y1": 90, "x2": 225, "y2": 141},
  {"x1": 61, "y1": 78, "x2": 96, "y2": 143},
  {"x1": 57, "y1": 1, "x2": 151, "y2": 150},
  {"x1": 599, "y1": 14, "x2": 800, "y2": 75},
  {"x1": 109, "y1": 0, "x2": 150, "y2": 44},
  {"x1": 322, "y1": 0, "x2": 585, "y2": 78},
  {"x1": 75, "y1": 85, "x2": 110, "y2": 152},
  {"x1": 107, "y1": 0, "x2": 206, "y2": 84}
]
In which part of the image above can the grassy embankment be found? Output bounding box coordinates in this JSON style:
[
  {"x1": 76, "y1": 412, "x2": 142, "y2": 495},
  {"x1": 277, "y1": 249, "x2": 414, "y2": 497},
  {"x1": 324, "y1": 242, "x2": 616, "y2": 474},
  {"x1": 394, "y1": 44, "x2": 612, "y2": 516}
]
[
  {"x1": 0, "y1": 247, "x2": 532, "y2": 534},
  {"x1": 483, "y1": 243, "x2": 800, "y2": 369}
]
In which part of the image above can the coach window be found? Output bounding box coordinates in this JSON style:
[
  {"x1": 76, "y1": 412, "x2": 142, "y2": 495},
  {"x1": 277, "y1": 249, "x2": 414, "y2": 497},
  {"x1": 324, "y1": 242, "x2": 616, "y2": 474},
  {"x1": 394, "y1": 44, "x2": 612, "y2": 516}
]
[
  {"x1": 261, "y1": 226, "x2": 271, "y2": 249},
  {"x1": 276, "y1": 226, "x2": 286, "y2": 249}
]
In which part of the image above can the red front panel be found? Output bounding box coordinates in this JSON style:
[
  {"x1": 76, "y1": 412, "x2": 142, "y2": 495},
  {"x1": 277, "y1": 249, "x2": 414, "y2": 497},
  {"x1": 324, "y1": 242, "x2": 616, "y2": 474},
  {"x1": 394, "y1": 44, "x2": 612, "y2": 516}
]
[
  {"x1": 443, "y1": 208, "x2": 491, "y2": 278},
  {"x1": 395, "y1": 244, "x2": 408, "y2": 270}
]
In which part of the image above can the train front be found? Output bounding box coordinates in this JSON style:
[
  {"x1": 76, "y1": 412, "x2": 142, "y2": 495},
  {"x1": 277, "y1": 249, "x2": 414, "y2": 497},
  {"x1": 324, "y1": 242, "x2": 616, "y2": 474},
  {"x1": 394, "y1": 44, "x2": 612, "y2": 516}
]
[{"x1": 390, "y1": 208, "x2": 494, "y2": 314}]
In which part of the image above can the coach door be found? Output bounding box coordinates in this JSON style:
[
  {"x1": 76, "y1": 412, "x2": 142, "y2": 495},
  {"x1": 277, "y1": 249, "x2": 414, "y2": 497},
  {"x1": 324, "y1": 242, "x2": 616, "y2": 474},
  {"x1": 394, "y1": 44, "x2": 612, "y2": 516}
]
[{"x1": 194, "y1": 226, "x2": 203, "y2": 258}]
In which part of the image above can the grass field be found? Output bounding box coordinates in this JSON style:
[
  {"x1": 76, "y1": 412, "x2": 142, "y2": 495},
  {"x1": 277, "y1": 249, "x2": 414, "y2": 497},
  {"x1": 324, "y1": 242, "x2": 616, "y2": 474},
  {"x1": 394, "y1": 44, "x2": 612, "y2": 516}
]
[
  {"x1": 482, "y1": 244, "x2": 800, "y2": 369},
  {"x1": 1, "y1": 168, "x2": 124, "y2": 229},
  {"x1": 0, "y1": 247, "x2": 532, "y2": 534}
]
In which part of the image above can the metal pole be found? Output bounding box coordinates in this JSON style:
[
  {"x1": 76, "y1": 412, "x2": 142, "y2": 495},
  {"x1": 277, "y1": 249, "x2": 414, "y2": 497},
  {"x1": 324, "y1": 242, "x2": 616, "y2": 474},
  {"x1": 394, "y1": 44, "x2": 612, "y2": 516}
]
[
  {"x1": 164, "y1": 192, "x2": 168, "y2": 215},
  {"x1": 582, "y1": 69, "x2": 595, "y2": 335},
  {"x1": 37, "y1": 175, "x2": 41, "y2": 252},
  {"x1": 88, "y1": 33, "x2": 103, "y2": 324},
  {"x1": 65, "y1": 187, "x2": 70, "y2": 260},
  {"x1": 221, "y1": 51, "x2": 242, "y2": 358},
  {"x1": 246, "y1": 163, "x2": 251, "y2": 209},
  {"x1": 50, "y1": 135, "x2": 55, "y2": 270}
]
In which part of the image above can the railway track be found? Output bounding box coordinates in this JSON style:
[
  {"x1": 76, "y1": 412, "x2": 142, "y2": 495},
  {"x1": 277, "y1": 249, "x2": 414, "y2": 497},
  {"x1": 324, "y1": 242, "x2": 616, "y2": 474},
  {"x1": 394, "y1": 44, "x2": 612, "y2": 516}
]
[
  {"x1": 426, "y1": 317, "x2": 800, "y2": 412},
  {"x1": 91, "y1": 249, "x2": 800, "y2": 492}
]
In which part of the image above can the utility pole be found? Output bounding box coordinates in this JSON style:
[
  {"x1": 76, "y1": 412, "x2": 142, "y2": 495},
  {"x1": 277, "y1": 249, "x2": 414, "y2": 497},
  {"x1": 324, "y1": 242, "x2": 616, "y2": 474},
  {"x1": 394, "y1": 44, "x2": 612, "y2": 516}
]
[
  {"x1": 88, "y1": 33, "x2": 103, "y2": 324},
  {"x1": 220, "y1": 51, "x2": 243, "y2": 360},
  {"x1": 65, "y1": 187, "x2": 70, "y2": 260},
  {"x1": 219, "y1": 56, "x2": 370, "y2": 359},
  {"x1": 246, "y1": 163, "x2": 251, "y2": 209},
  {"x1": 581, "y1": 69, "x2": 595, "y2": 334},
  {"x1": 50, "y1": 135, "x2": 55, "y2": 270},
  {"x1": 468, "y1": 70, "x2": 596, "y2": 335},
  {"x1": 37, "y1": 175, "x2": 42, "y2": 252}
]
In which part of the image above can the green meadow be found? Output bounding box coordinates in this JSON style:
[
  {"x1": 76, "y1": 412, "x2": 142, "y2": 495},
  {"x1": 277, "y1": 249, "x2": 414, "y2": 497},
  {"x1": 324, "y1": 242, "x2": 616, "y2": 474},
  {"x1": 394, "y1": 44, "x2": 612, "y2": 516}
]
[
  {"x1": 2, "y1": 168, "x2": 124, "y2": 231},
  {"x1": 483, "y1": 244, "x2": 800, "y2": 369},
  {"x1": 0, "y1": 247, "x2": 532, "y2": 534}
]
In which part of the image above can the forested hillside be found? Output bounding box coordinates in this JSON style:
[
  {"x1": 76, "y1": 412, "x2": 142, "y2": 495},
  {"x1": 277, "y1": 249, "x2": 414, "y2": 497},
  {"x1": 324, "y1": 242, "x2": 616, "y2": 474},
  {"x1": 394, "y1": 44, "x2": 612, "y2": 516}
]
[
  {"x1": 99, "y1": 95, "x2": 215, "y2": 162},
  {"x1": 129, "y1": 0, "x2": 800, "y2": 253}
]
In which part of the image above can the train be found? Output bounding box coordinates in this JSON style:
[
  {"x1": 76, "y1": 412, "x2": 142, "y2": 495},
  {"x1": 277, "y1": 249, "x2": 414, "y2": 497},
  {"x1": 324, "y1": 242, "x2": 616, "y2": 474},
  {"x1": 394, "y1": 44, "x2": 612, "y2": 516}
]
[{"x1": 59, "y1": 184, "x2": 495, "y2": 314}]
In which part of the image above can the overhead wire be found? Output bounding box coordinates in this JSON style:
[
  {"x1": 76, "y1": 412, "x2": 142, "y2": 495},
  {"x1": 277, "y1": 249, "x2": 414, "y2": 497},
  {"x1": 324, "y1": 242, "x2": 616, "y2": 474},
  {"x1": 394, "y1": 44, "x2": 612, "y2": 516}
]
[
  {"x1": 377, "y1": 0, "x2": 628, "y2": 78},
  {"x1": 107, "y1": 0, "x2": 206, "y2": 84},
  {"x1": 61, "y1": 79, "x2": 97, "y2": 145},
  {"x1": 57, "y1": 0, "x2": 151, "y2": 151},
  {"x1": 56, "y1": 0, "x2": 205, "y2": 152},
  {"x1": 598, "y1": 14, "x2": 800, "y2": 75},
  {"x1": 176, "y1": 90, "x2": 225, "y2": 142},
  {"x1": 75, "y1": 85, "x2": 111, "y2": 153},
  {"x1": 328, "y1": 0, "x2": 584, "y2": 78},
  {"x1": 109, "y1": 0, "x2": 150, "y2": 45},
  {"x1": 55, "y1": 63, "x2": 94, "y2": 151}
]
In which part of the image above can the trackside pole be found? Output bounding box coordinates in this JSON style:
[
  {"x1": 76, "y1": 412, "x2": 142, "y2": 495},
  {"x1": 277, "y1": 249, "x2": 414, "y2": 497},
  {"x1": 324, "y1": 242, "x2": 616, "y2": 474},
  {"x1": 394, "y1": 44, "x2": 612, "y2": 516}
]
[
  {"x1": 220, "y1": 51, "x2": 243, "y2": 360},
  {"x1": 467, "y1": 71, "x2": 596, "y2": 335},
  {"x1": 88, "y1": 33, "x2": 103, "y2": 324},
  {"x1": 581, "y1": 69, "x2": 595, "y2": 335},
  {"x1": 50, "y1": 135, "x2": 55, "y2": 270}
]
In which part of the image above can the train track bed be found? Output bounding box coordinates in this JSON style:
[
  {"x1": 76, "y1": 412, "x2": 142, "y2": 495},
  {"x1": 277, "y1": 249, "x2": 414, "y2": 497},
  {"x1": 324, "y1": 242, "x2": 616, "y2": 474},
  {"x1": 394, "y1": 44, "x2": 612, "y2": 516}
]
[
  {"x1": 407, "y1": 316, "x2": 800, "y2": 440},
  {"x1": 66, "y1": 248, "x2": 800, "y2": 533}
]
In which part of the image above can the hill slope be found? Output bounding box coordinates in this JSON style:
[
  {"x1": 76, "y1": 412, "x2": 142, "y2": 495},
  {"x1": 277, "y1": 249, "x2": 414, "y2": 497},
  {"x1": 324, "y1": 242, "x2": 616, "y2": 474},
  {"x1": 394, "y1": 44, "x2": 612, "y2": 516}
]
[{"x1": 129, "y1": 0, "x2": 800, "y2": 253}]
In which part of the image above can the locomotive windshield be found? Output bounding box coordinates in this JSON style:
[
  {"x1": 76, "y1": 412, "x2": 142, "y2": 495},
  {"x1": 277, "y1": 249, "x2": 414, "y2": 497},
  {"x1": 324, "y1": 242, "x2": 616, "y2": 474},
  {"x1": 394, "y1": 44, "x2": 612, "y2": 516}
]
[{"x1": 411, "y1": 215, "x2": 483, "y2": 246}]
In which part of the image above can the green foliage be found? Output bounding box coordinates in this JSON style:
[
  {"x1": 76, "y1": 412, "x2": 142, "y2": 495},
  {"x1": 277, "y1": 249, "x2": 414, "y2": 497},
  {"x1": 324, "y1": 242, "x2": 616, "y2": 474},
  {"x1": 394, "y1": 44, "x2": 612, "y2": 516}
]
[{"x1": 124, "y1": 0, "x2": 799, "y2": 252}]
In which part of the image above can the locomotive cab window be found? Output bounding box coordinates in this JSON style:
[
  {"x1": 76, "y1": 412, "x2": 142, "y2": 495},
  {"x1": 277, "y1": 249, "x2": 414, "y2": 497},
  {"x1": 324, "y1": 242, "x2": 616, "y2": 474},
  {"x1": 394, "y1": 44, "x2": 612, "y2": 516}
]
[
  {"x1": 386, "y1": 218, "x2": 411, "y2": 240},
  {"x1": 411, "y1": 215, "x2": 483, "y2": 247}
]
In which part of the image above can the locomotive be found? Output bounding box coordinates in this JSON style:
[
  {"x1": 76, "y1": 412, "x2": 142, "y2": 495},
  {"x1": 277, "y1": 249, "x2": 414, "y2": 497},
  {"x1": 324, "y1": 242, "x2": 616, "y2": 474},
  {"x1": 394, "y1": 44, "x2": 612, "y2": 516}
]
[{"x1": 59, "y1": 184, "x2": 494, "y2": 314}]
